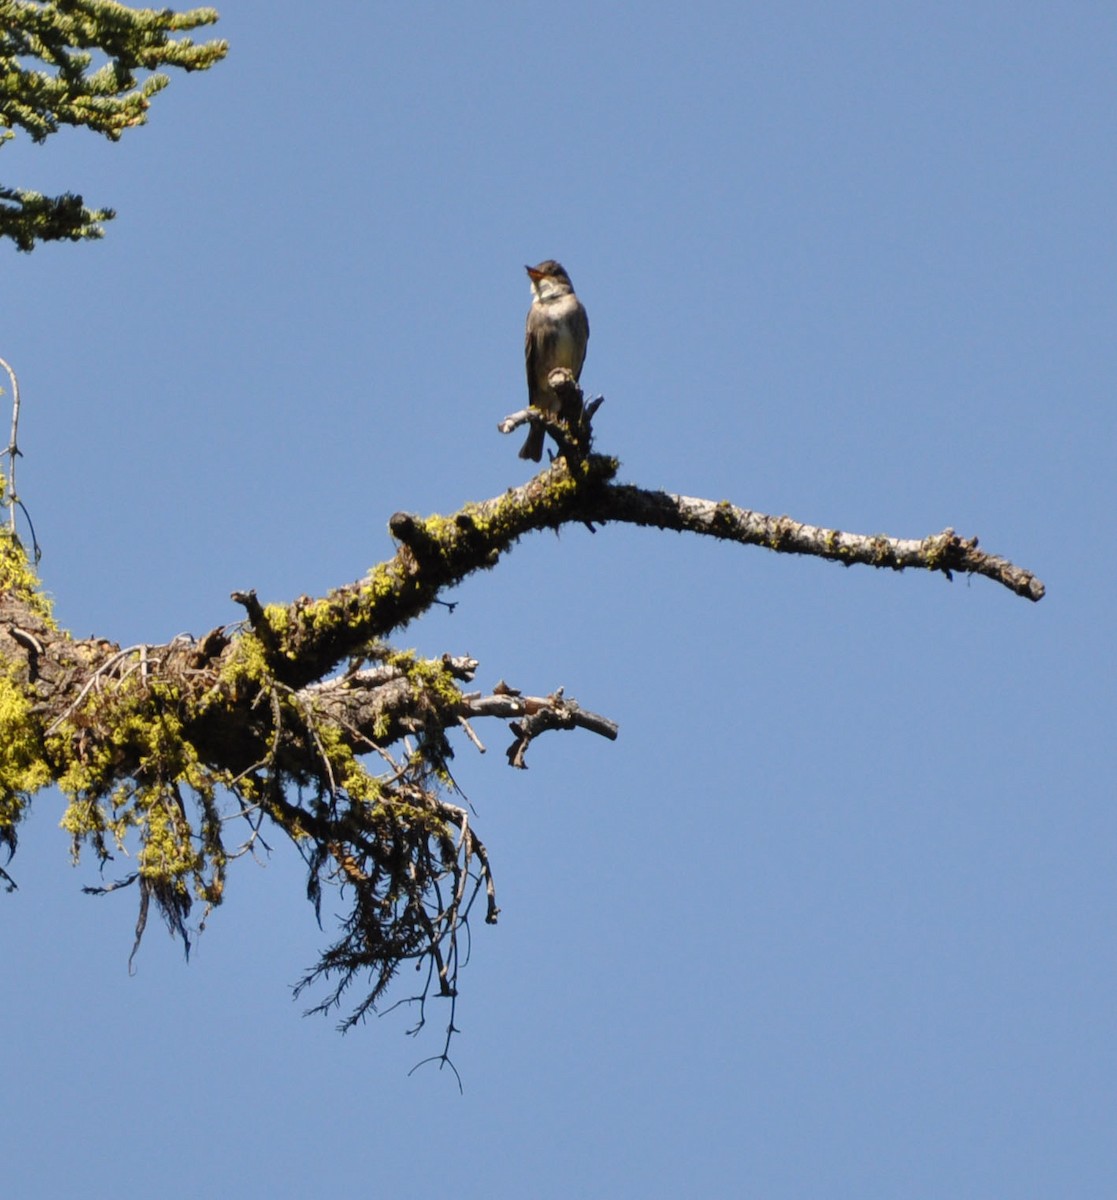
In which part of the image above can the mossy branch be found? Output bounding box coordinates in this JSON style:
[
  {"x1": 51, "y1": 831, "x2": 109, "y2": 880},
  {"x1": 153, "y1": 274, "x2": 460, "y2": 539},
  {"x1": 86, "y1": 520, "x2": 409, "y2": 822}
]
[
  {"x1": 0, "y1": 448, "x2": 1042, "y2": 1043},
  {"x1": 253, "y1": 454, "x2": 1042, "y2": 693}
]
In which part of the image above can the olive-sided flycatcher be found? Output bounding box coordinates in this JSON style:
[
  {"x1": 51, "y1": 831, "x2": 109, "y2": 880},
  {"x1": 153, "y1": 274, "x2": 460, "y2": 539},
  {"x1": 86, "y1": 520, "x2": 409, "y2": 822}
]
[{"x1": 520, "y1": 260, "x2": 590, "y2": 461}]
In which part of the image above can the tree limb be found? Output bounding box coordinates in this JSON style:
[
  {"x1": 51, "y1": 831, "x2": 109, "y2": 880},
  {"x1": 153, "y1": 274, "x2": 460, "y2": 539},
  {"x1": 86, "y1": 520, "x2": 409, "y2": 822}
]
[
  {"x1": 593, "y1": 485, "x2": 1045, "y2": 601},
  {"x1": 263, "y1": 457, "x2": 1043, "y2": 690},
  {"x1": 0, "y1": 446, "x2": 1043, "y2": 1041}
]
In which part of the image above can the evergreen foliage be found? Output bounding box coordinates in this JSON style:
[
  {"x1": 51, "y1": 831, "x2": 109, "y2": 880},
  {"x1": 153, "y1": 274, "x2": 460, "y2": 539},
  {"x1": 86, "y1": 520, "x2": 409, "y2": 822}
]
[{"x1": 0, "y1": 1, "x2": 226, "y2": 249}]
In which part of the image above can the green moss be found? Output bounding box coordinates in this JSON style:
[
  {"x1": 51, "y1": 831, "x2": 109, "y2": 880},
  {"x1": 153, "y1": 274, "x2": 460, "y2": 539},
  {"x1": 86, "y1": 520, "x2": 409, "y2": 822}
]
[
  {"x1": 262, "y1": 603, "x2": 289, "y2": 633},
  {"x1": 0, "y1": 671, "x2": 53, "y2": 830},
  {"x1": 365, "y1": 563, "x2": 399, "y2": 599},
  {"x1": 311, "y1": 720, "x2": 383, "y2": 805},
  {"x1": 387, "y1": 649, "x2": 463, "y2": 709},
  {"x1": 420, "y1": 513, "x2": 458, "y2": 542},
  {"x1": 58, "y1": 794, "x2": 115, "y2": 860},
  {"x1": 49, "y1": 676, "x2": 188, "y2": 798},
  {"x1": 219, "y1": 632, "x2": 271, "y2": 689},
  {"x1": 137, "y1": 793, "x2": 202, "y2": 883},
  {"x1": 0, "y1": 529, "x2": 54, "y2": 624},
  {"x1": 48, "y1": 666, "x2": 229, "y2": 906},
  {"x1": 304, "y1": 598, "x2": 342, "y2": 633}
]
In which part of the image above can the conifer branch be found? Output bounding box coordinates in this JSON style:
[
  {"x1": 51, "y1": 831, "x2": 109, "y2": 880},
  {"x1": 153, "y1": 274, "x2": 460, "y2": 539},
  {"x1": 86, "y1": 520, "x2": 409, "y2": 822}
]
[{"x1": 0, "y1": 1, "x2": 227, "y2": 249}]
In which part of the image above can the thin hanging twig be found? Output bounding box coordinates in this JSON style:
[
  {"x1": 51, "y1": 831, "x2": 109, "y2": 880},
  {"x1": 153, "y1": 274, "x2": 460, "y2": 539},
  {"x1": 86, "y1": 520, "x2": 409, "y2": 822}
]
[{"x1": 0, "y1": 356, "x2": 20, "y2": 534}]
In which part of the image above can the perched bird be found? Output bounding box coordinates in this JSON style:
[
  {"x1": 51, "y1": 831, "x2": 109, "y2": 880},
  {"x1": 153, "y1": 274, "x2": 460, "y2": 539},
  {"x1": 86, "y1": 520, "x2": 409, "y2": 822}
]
[{"x1": 521, "y1": 260, "x2": 590, "y2": 461}]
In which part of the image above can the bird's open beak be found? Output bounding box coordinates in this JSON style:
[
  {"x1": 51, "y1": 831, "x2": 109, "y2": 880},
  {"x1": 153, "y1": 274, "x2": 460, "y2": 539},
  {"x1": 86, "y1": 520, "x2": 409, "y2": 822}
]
[{"x1": 525, "y1": 265, "x2": 544, "y2": 281}]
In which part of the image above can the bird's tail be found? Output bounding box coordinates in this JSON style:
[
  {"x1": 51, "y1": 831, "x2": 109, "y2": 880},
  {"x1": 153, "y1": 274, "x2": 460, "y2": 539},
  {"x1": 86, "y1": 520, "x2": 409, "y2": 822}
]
[{"x1": 519, "y1": 422, "x2": 545, "y2": 462}]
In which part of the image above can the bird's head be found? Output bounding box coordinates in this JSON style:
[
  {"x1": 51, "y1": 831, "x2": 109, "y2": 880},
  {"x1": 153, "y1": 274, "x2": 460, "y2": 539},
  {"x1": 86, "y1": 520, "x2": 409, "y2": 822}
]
[{"x1": 526, "y1": 260, "x2": 574, "y2": 301}]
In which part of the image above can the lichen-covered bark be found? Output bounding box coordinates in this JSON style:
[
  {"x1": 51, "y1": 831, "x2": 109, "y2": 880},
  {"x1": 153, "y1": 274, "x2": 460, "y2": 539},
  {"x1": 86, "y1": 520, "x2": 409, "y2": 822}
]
[{"x1": 0, "y1": 447, "x2": 1042, "y2": 1036}]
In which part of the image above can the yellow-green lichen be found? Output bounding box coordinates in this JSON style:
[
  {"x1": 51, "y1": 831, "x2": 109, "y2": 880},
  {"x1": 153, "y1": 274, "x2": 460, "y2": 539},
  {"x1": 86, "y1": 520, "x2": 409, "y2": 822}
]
[
  {"x1": 420, "y1": 513, "x2": 458, "y2": 543},
  {"x1": 304, "y1": 597, "x2": 343, "y2": 634},
  {"x1": 308, "y1": 719, "x2": 383, "y2": 805},
  {"x1": 261, "y1": 603, "x2": 290, "y2": 634},
  {"x1": 387, "y1": 649, "x2": 463, "y2": 709},
  {"x1": 0, "y1": 671, "x2": 53, "y2": 829},
  {"x1": 42, "y1": 662, "x2": 217, "y2": 886},
  {"x1": 0, "y1": 529, "x2": 54, "y2": 624},
  {"x1": 218, "y1": 632, "x2": 271, "y2": 691},
  {"x1": 365, "y1": 563, "x2": 399, "y2": 599},
  {"x1": 137, "y1": 792, "x2": 203, "y2": 884}
]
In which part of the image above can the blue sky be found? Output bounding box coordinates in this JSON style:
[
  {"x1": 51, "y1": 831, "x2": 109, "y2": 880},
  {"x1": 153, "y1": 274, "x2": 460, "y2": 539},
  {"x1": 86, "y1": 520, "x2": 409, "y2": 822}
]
[{"x1": 2, "y1": 2, "x2": 1113, "y2": 1196}]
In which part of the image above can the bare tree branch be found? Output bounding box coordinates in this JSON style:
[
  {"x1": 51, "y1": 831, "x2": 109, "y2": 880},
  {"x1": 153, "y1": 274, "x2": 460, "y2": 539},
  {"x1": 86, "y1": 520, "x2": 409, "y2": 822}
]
[{"x1": 593, "y1": 485, "x2": 1045, "y2": 601}]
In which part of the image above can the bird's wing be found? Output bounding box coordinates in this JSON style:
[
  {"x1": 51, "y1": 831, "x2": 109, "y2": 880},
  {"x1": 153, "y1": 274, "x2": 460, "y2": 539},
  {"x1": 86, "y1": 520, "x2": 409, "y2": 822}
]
[
  {"x1": 572, "y1": 301, "x2": 590, "y2": 379},
  {"x1": 524, "y1": 316, "x2": 537, "y2": 402},
  {"x1": 525, "y1": 310, "x2": 556, "y2": 408}
]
